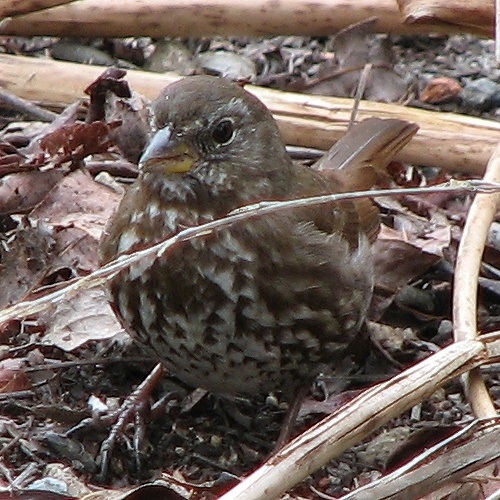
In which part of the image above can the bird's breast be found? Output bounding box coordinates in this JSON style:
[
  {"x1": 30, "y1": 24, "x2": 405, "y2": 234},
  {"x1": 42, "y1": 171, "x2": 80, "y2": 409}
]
[{"x1": 107, "y1": 206, "x2": 373, "y2": 396}]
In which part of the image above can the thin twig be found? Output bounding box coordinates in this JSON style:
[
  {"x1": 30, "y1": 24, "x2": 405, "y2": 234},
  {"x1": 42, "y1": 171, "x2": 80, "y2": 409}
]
[
  {"x1": 349, "y1": 62, "x2": 372, "y2": 129},
  {"x1": 0, "y1": 180, "x2": 499, "y2": 325},
  {"x1": 0, "y1": 86, "x2": 57, "y2": 122}
]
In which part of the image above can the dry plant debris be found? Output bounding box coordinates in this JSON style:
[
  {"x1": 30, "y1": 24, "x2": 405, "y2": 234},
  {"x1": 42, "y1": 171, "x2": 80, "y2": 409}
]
[{"x1": 0, "y1": 19, "x2": 500, "y2": 500}]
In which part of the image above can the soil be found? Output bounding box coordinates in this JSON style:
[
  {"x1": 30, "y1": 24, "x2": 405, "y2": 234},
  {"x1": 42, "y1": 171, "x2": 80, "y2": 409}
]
[{"x1": 1, "y1": 30, "x2": 500, "y2": 499}]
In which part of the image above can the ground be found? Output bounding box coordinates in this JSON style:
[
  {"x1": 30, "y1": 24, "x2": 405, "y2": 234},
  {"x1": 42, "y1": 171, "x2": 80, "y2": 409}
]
[{"x1": 1, "y1": 27, "x2": 500, "y2": 499}]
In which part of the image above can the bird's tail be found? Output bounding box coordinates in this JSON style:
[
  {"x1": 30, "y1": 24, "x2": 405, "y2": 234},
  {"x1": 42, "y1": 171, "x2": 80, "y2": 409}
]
[{"x1": 312, "y1": 118, "x2": 418, "y2": 245}]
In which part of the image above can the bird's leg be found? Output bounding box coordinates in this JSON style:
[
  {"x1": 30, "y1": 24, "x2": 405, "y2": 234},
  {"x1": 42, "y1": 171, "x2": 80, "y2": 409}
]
[
  {"x1": 95, "y1": 362, "x2": 166, "y2": 481},
  {"x1": 272, "y1": 385, "x2": 309, "y2": 453}
]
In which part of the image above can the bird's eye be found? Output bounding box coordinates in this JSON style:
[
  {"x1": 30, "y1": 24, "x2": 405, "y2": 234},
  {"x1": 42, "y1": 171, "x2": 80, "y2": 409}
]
[{"x1": 211, "y1": 119, "x2": 234, "y2": 145}]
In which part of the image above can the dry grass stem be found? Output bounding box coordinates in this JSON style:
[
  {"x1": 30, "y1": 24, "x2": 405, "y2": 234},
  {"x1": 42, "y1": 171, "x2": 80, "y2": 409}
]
[
  {"x1": 453, "y1": 140, "x2": 500, "y2": 418},
  {"x1": 1, "y1": 181, "x2": 495, "y2": 326}
]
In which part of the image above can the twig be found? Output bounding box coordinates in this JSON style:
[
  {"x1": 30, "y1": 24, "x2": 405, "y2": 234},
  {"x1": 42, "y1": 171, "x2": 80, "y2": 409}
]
[
  {"x1": 0, "y1": 86, "x2": 57, "y2": 122},
  {"x1": 339, "y1": 418, "x2": 500, "y2": 500},
  {"x1": 0, "y1": 0, "x2": 474, "y2": 38},
  {"x1": 218, "y1": 338, "x2": 491, "y2": 500},
  {"x1": 453, "y1": 142, "x2": 500, "y2": 418},
  {"x1": 0, "y1": 180, "x2": 499, "y2": 326},
  {"x1": 2, "y1": 53, "x2": 500, "y2": 175},
  {"x1": 348, "y1": 62, "x2": 373, "y2": 129}
]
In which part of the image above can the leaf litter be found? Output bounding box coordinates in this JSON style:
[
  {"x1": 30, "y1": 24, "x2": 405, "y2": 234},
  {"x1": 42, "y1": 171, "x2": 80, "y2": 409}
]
[{"x1": 0, "y1": 27, "x2": 500, "y2": 499}]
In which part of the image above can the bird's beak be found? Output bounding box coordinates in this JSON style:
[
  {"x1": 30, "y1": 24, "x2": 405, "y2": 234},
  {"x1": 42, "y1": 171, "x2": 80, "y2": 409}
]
[{"x1": 139, "y1": 126, "x2": 199, "y2": 174}]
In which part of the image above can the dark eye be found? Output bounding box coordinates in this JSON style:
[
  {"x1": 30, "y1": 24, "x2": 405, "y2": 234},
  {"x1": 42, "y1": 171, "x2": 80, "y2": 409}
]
[{"x1": 211, "y1": 119, "x2": 234, "y2": 145}]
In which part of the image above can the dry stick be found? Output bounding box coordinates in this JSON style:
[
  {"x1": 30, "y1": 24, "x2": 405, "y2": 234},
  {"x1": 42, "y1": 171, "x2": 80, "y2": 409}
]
[
  {"x1": 1, "y1": 54, "x2": 500, "y2": 175},
  {"x1": 0, "y1": 86, "x2": 57, "y2": 122},
  {"x1": 219, "y1": 339, "x2": 492, "y2": 500},
  {"x1": 0, "y1": 0, "x2": 480, "y2": 38},
  {"x1": 348, "y1": 62, "x2": 373, "y2": 130},
  {"x1": 396, "y1": 0, "x2": 494, "y2": 36},
  {"x1": 0, "y1": 0, "x2": 79, "y2": 18},
  {"x1": 0, "y1": 181, "x2": 498, "y2": 326},
  {"x1": 338, "y1": 418, "x2": 500, "y2": 500},
  {"x1": 453, "y1": 141, "x2": 500, "y2": 418}
]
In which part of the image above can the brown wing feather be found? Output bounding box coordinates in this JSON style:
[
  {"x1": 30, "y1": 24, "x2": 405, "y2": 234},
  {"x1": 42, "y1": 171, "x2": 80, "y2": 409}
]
[{"x1": 311, "y1": 118, "x2": 418, "y2": 245}]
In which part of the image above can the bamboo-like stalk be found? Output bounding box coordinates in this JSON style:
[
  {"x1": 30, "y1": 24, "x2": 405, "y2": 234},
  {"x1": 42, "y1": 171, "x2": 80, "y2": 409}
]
[
  {"x1": 1, "y1": 54, "x2": 500, "y2": 176},
  {"x1": 397, "y1": 0, "x2": 494, "y2": 34},
  {"x1": 0, "y1": 0, "x2": 79, "y2": 18},
  {"x1": 219, "y1": 338, "x2": 492, "y2": 500},
  {"x1": 452, "y1": 135, "x2": 500, "y2": 418},
  {"x1": 0, "y1": 0, "x2": 491, "y2": 38}
]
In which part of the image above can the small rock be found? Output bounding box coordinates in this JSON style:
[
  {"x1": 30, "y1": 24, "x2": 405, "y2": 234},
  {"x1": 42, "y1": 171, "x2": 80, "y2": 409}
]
[
  {"x1": 460, "y1": 77, "x2": 500, "y2": 111},
  {"x1": 146, "y1": 39, "x2": 198, "y2": 75},
  {"x1": 50, "y1": 41, "x2": 114, "y2": 66},
  {"x1": 196, "y1": 51, "x2": 257, "y2": 81}
]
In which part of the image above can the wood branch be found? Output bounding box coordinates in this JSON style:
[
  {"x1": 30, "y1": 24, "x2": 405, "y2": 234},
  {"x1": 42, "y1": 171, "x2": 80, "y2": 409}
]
[
  {"x1": 397, "y1": 0, "x2": 494, "y2": 35},
  {"x1": 219, "y1": 339, "x2": 491, "y2": 500},
  {"x1": 340, "y1": 419, "x2": 500, "y2": 500},
  {"x1": 453, "y1": 131, "x2": 500, "y2": 418},
  {"x1": 2, "y1": 54, "x2": 500, "y2": 177},
  {"x1": 0, "y1": 0, "x2": 491, "y2": 38},
  {"x1": 0, "y1": 0, "x2": 79, "y2": 18}
]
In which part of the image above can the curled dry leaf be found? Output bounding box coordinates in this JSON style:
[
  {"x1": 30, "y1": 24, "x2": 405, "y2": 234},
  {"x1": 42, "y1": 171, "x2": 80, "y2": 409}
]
[
  {"x1": 85, "y1": 67, "x2": 150, "y2": 163},
  {"x1": 26, "y1": 169, "x2": 124, "y2": 351},
  {"x1": 420, "y1": 77, "x2": 462, "y2": 104},
  {"x1": 40, "y1": 287, "x2": 125, "y2": 351},
  {"x1": 0, "y1": 358, "x2": 31, "y2": 393},
  {"x1": 294, "y1": 18, "x2": 409, "y2": 103},
  {"x1": 39, "y1": 120, "x2": 121, "y2": 167},
  {"x1": 0, "y1": 100, "x2": 120, "y2": 215}
]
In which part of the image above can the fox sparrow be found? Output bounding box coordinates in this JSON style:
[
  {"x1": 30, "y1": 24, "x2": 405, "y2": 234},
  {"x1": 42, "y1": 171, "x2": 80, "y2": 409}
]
[{"x1": 100, "y1": 76, "x2": 416, "y2": 403}]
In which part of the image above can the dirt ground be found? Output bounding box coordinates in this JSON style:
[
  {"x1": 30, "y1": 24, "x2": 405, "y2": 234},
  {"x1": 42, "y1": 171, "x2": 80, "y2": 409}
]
[{"x1": 1, "y1": 28, "x2": 500, "y2": 499}]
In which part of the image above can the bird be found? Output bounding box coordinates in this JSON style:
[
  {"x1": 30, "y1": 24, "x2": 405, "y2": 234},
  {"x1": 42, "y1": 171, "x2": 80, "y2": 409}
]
[{"x1": 100, "y1": 75, "x2": 417, "y2": 429}]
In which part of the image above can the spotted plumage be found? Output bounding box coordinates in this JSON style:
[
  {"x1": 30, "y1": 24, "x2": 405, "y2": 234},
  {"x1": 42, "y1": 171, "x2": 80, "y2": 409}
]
[{"x1": 101, "y1": 75, "x2": 415, "y2": 399}]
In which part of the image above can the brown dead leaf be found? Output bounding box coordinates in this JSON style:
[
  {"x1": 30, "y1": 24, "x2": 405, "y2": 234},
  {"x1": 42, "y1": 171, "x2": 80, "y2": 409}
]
[
  {"x1": 292, "y1": 19, "x2": 408, "y2": 102},
  {"x1": 22, "y1": 169, "x2": 125, "y2": 350},
  {"x1": 0, "y1": 221, "x2": 55, "y2": 308},
  {"x1": 373, "y1": 235, "x2": 440, "y2": 292},
  {"x1": 83, "y1": 67, "x2": 150, "y2": 164},
  {"x1": 420, "y1": 77, "x2": 462, "y2": 104},
  {"x1": 0, "y1": 358, "x2": 31, "y2": 393},
  {"x1": 84, "y1": 67, "x2": 130, "y2": 121},
  {"x1": 0, "y1": 168, "x2": 65, "y2": 216},
  {"x1": 0, "y1": 100, "x2": 118, "y2": 216},
  {"x1": 30, "y1": 168, "x2": 120, "y2": 249},
  {"x1": 39, "y1": 121, "x2": 120, "y2": 167},
  {"x1": 104, "y1": 92, "x2": 150, "y2": 164},
  {"x1": 40, "y1": 287, "x2": 125, "y2": 352}
]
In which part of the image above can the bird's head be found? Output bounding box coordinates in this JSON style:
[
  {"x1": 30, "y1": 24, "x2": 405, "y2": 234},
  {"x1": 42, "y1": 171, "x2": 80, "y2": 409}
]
[{"x1": 139, "y1": 76, "x2": 293, "y2": 202}]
